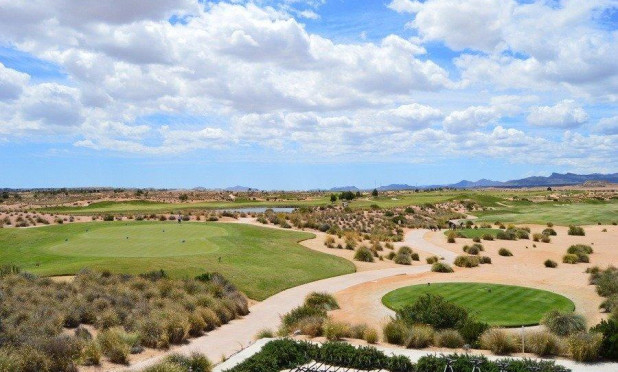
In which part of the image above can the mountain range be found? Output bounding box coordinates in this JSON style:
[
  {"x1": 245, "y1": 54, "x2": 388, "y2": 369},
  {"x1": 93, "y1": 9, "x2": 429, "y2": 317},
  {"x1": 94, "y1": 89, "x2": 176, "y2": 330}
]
[{"x1": 372, "y1": 172, "x2": 618, "y2": 191}]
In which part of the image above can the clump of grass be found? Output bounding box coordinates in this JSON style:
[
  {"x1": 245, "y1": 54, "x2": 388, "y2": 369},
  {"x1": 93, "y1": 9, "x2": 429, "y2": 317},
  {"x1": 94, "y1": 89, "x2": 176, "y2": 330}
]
[
  {"x1": 498, "y1": 248, "x2": 513, "y2": 257},
  {"x1": 544, "y1": 259, "x2": 558, "y2": 268},
  {"x1": 354, "y1": 246, "x2": 374, "y2": 262},
  {"x1": 426, "y1": 256, "x2": 439, "y2": 264},
  {"x1": 255, "y1": 329, "x2": 274, "y2": 339},
  {"x1": 363, "y1": 327, "x2": 379, "y2": 344},
  {"x1": 562, "y1": 253, "x2": 580, "y2": 264},
  {"x1": 568, "y1": 332, "x2": 602, "y2": 362},
  {"x1": 97, "y1": 327, "x2": 131, "y2": 365},
  {"x1": 568, "y1": 225, "x2": 585, "y2": 236},
  {"x1": 434, "y1": 329, "x2": 464, "y2": 348},
  {"x1": 480, "y1": 328, "x2": 516, "y2": 355},
  {"x1": 405, "y1": 325, "x2": 434, "y2": 349},
  {"x1": 541, "y1": 311, "x2": 586, "y2": 337},
  {"x1": 525, "y1": 330, "x2": 565, "y2": 357},
  {"x1": 304, "y1": 292, "x2": 339, "y2": 311},
  {"x1": 447, "y1": 231, "x2": 456, "y2": 243},
  {"x1": 323, "y1": 320, "x2": 351, "y2": 341},
  {"x1": 383, "y1": 319, "x2": 409, "y2": 345},
  {"x1": 454, "y1": 255, "x2": 480, "y2": 268},
  {"x1": 431, "y1": 262, "x2": 453, "y2": 273},
  {"x1": 543, "y1": 228, "x2": 557, "y2": 236}
]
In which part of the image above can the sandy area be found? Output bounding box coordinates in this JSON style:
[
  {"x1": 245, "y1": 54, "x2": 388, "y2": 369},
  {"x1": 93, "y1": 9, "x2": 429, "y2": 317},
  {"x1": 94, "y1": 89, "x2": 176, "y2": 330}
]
[{"x1": 330, "y1": 224, "x2": 617, "y2": 328}]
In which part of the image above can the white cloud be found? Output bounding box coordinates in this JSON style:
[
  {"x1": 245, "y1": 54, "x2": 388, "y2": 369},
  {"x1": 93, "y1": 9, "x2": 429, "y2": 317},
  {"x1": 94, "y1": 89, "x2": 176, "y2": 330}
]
[
  {"x1": 527, "y1": 100, "x2": 588, "y2": 128},
  {"x1": 0, "y1": 63, "x2": 30, "y2": 101},
  {"x1": 596, "y1": 116, "x2": 618, "y2": 135}
]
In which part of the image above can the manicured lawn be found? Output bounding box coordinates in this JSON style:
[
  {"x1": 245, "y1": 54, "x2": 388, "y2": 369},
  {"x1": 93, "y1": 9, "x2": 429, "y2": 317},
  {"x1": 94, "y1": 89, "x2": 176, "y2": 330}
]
[
  {"x1": 0, "y1": 222, "x2": 355, "y2": 300},
  {"x1": 443, "y1": 228, "x2": 503, "y2": 239},
  {"x1": 382, "y1": 283, "x2": 575, "y2": 327}
]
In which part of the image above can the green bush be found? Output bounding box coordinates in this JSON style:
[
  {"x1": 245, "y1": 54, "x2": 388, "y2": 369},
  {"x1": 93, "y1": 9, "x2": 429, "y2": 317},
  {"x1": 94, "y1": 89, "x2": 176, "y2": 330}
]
[
  {"x1": 457, "y1": 318, "x2": 489, "y2": 348},
  {"x1": 323, "y1": 320, "x2": 351, "y2": 341},
  {"x1": 544, "y1": 259, "x2": 558, "y2": 268},
  {"x1": 541, "y1": 311, "x2": 586, "y2": 337},
  {"x1": 480, "y1": 328, "x2": 516, "y2": 355},
  {"x1": 383, "y1": 319, "x2": 409, "y2": 345},
  {"x1": 393, "y1": 252, "x2": 412, "y2": 265},
  {"x1": 567, "y1": 244, "x2": 593, "y2": 255},
  {"x1": 431, "y1": 262, "x2": 453, "y2": 273},
  {"x1": 97, "y1": 327, "x2": 130, "y2": 364},
  {"x1": 434, "y1": 329, "x2": 465, "y2": 348},
  {"x1": 363, "y1": 327, "x2": 379, "y2": 344},
  {"x1": 543, "y1": 228, "x2": 557, "y2": 236},
  {"x1": 591, "y1": 317, "x2": 618, "y2": 360},
  {"x1": 304, "y1": 292, "x2": 339, "y2": 310},
  {"x1": 568, "y1": 332, "x2": 602, "y2": 362},
  {"x1": 396, "y1": 294, "x2": 468, "y2": 330},
  {"x1": 479, "y1": 256, "x2": 492, "y2": 264},
  {"x1": 354, "y1": 246, "x2": 374, "y2": 262},
  {"x1": 593, "y1": 266, "x2": 618, "y2": 297},
  {"x1": 281, "y1": 305, "x2": 326, "y2": 332},
  {"x1": 146, "y1": 353, "x2": 213, "y2": 372},
  {"x1": 568, "y1": 225, "x2": 585, "y2": 236},
  {"x1": 454, "y1": 255, "x2": 480, "y2": 268},
  {"x1": 426, "y1": 256, "x2": 439, "y2": 264},
  {"x1": 447, "y1": 231, "x2": 456, "y2": 243},
  {"x1": 498, "y1": 248, "x2": 513, "y2": 256},
  {"x1": 562, "y1": 254, "x2": 579, "y2": 264}
]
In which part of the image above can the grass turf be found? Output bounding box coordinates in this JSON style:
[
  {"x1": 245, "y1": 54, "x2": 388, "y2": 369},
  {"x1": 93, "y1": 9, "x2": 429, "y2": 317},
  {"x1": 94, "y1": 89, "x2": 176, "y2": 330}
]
[
  {"x1": 0, "y1": 221, "x2": 355, "y2": 300},
  {"x1": 382, "y1": 282, "x2": 575, "y2": 327}
]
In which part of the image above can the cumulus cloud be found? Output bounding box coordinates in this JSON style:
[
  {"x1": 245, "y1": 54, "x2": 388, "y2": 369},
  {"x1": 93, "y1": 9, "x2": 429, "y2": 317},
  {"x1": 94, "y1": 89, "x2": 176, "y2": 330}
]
[
  {"x1": 0, "y1": 63, "x2": 30, "y2": 101},
  {"x1": 596, "y1": 116, "x2": 618, "y2": 135},
  {"x1": 527, "y1": 100, "x2": 588, "y2": 128}
]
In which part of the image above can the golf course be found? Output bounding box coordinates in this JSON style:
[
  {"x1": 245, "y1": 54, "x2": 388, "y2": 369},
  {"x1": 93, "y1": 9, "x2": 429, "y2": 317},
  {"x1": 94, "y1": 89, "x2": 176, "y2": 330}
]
[
  {"x1": 0, "y1": 221, "x2": 355, "y2": 300},
  {"x1": 382, "y1": 282, "x2": 575, "y2": 327}
]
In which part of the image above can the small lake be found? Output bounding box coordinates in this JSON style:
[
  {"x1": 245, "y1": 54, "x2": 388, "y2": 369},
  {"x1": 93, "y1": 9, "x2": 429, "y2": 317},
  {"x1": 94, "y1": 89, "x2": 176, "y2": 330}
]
[{"x1": 215, "y1": 207, "x2": 295, "y2": 214}]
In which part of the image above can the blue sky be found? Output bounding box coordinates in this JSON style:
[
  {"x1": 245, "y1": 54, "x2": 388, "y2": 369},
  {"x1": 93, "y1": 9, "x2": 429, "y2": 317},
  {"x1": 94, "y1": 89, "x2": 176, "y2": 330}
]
[{"x1": 0, "y1": 0, "x2": 616, "y2": 189}]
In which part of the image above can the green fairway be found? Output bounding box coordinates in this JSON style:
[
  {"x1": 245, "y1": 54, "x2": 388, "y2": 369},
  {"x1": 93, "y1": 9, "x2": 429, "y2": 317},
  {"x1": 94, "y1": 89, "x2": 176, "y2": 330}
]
[
  {"x1": 475, "y1": 200, "x2": 618, "y2": 225},
  {"x1": 443, "y1": 228, "x2": 503, "y2": 239},
  {"x1": 0, "y1": 222, "x2": 355, "y2": 300},
  {"x1": 382, "y1": 283, "x2": 575, "y2": 327}
]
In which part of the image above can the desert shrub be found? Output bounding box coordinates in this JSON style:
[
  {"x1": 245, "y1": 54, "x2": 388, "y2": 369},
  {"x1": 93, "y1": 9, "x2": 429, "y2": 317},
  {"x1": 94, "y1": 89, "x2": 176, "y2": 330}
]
[
  {"x1": 482, "y1": 234, "x2": 494, "y2": 241},
  {"x1": 324, "y1": 236, "x2": 336, "y2": 248},
  {"x1": 304, "y1": 292, "x2": 339, "y2": 311},
  {"x1": 541, "y1": 311, "x2": 586, "y2": 336},
  {"x1": 350, "y1": 324, "x2": 369, "y2": 339},
  {"x1": 280, "y1": 305, "x2": 326, "y2": 335},
  {"x1": 593, "y1": 266, "x2": 618, "y2": 297},
  {"x1": 386, "y1": 251, "x2": 396, "y2": 260},
  {"x1": 80, "y1": 340, "x2": 101, "y2": 366},
  {"x1": 363, "y1": 327, "x2": 379, "y2": 344},
  {"x1": 472, "y1": 236, "x2": 481, "y2": 242},
  {"x1": 383, "y1": 319, "x2": 409, "y2": 345},
  {"x1": 103, "y1": 214, "x2": 115, "y2": 221},
  {"x1": 541, "y1": 234, "x2": 551, "y2": 243},
  {"x1": 463, "y1": 245, "x2": 480, "y2": 255},
  {"x1": 447, "y1": 231, "x2": 456, "y2": 243},
  {"x1": 480, "y1": 328, "x2": 516, "y2": 355},
  {"x1": 479, "y1": 256, "x2": 492, "y2": 264},
  {"x1": 454, "y1": 255, "x2": 479, "y2": 268},
  {"x1": 568, "y1": 332, "x2": 602, "y2": 362},
  {"x1": 431, "y1": 262, "x2": 453, "y2": 273},
  {"x1": 562, "y1": 254, "x2": 579, "y2": 264},
  {"x1": 498, "y1": 248, "x2": 513, "y2": 256},
  {"x1": 544, "y1": 259, "x2": 558, "y2": 268},
  {"x1": 145, "y1": 353, "x2": 213, "y2": 372},
  {"x1": 296, "y1": 316, "x2": 325, "y2": 337},
  {"x1": 397, "y1": 294, "x2": 468, "y2": 330},
  {"x1": 405, "y1": 324, "x2": 434, "y2": 348},
  {"x1": 496, "y1": 230, "x2": 517, "y2": 240},
  {"x1": 354, "y1": 246, "x2": 374, "y2": 262},
  {"x1": 96, "y1": 308, "x2": 121, "y2": 329},
  {"x1": 426, "y1": 256, "x2": 439, "y2": 264},
  {"x1": 525, "y1": 330, "x2": 565, "y2": 357},
  {"x1": 393, "y1": 252, "x2": 412, "y2": 265},
  {"x1": 255, "y1": 328, "x2": 274, "y2": 339},
  {"x1": 567, "y1": 244, "x2": 593, "y2": 255},
  {"x1": 398, "y1": 246, "x2": 412, "y2": 255},
  {"x1": 568, "y1": 225, "x2": 585, "y2": 236},
  {"x1": 591, "y1": 317, "x2": 618, "y2": 360},
  {"x1": 434, "y1": 329, "x2": 464, "y2": 348},
  {"x1": 323, "y1": 320, "x2": 351, "y2": 341},
  {"x1": 410, "y1": 252, "x2": 420, "y2": 261},
  {"x1": 532, "y1": 233, "x2": 543, "y2": 242},
  {"x1": 543, "y1": 228, "x2": 557, "y2": 236},
  {"x1": 457, "y1": 318, "x2": 489, "y2": 348},
  {"x1": 138, "y1": 316, "x2": 169, "y2": 349},
  {"x1": 97, "y1": 327, "x2": 130, "y2": 364},
  {"x1": 600, "y1": 295, "x2": 618, "y2": 313}
]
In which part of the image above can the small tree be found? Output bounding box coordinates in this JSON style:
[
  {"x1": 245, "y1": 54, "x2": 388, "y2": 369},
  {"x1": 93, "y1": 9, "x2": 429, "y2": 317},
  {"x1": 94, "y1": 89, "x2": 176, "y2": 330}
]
[
  {"x1": 330, "y1": 194, "x2": 337, "y2": 203},
  {"x1": 371, "y1": 189, "x2": 378, "y2": 197},
  {"x1": 179, "y1": 194, "x2": 189, "y2": 202}
]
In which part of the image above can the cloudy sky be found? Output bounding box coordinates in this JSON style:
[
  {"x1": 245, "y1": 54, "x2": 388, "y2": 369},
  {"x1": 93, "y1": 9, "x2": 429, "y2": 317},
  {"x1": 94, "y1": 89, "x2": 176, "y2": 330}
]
[{"x1": 0, "y1": 0, "x2": 617, "y2": 189}]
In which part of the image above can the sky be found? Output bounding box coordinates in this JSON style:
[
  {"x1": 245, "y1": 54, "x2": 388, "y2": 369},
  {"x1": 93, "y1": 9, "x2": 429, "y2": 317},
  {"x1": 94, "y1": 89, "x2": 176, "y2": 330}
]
[{"x1": 0, "y1": 0, "x2": 617, "y2": 190}]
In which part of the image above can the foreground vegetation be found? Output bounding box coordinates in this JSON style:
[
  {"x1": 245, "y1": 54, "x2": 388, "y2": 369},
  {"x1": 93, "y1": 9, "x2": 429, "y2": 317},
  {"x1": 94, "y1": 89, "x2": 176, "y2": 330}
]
[
  {"x1": 382, "y1": 283, "x2": 574, "y2": 327},
  {"x1": 224, "y1": 339, "x2": 570, "y2": 372},
  {"x1": 0, "y1": 222, "x2": 354, "y2": 300},
  {"x1": 0, "y1": 269, "x2": 246, "y2": 370}
]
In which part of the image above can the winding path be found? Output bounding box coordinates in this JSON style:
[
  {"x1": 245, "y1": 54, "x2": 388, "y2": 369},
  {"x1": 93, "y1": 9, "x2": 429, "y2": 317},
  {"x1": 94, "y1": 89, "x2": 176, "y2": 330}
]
[{"x1": 122, "y1": 228, "x2": 453, "y2": 371}]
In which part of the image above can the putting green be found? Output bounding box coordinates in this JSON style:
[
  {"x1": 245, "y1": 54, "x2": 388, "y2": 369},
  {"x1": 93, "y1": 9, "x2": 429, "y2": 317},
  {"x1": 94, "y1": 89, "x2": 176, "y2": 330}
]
[
  {"x1": 382, "y1": 282, "x2": 575, "y2": 327},
  {"x1": 0, "y1": 222, "x2": 355, "y2": 300}
]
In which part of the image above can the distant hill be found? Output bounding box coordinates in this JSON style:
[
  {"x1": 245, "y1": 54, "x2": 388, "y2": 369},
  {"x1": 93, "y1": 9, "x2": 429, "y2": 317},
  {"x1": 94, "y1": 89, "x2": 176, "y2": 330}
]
[
  {"x1": 448, "y1": 172, "x2": 618, "y2": 189},
  {"x1": 377, "y1": 184, "x2": 416, "y2": 191},
  {"x1": 225, "y1": 185, "x2": 255, "y2": 192},
  {"x1": 330, "y1": 186, "x2": 360, "y2": 192}
]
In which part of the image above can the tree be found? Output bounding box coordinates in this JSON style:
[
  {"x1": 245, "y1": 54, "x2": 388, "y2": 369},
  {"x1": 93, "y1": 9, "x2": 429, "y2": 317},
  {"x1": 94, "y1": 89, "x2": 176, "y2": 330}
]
[
  {"x1": 330, "y1": 194, "x2": 337, "y2": 203},
  {"x1": 339, "y1": 191, "x2": 356, "y2": 201},
  {"x1": 372, "y1": 189, "x2": 378, "y2": 197},
  {"x1": 179, "y1": 193, "x2": 189, "y2": 202}
]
